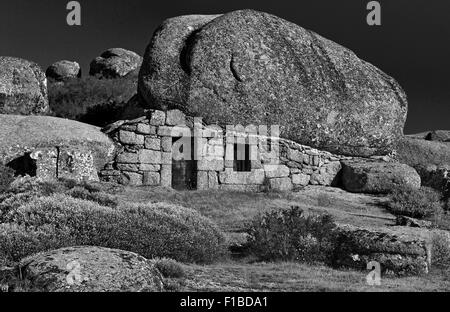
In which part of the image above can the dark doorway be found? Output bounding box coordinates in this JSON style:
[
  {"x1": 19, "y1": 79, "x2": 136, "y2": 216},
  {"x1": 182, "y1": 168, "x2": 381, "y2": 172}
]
[
  {"x1": 7, "y1": 153, "x2": 37, "y2": 177},
  {"x1": 171, "y1": 136, "x2": 197, "y2": 190},
  {"x1": 234, "y1": 142, "x2": 251, "y2": 172}
]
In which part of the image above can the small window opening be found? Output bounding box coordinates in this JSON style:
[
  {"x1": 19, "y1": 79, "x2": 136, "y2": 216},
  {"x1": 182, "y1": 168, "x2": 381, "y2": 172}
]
[{"x1": 234, "y1": 142, "x2": 251, "y2": 172}]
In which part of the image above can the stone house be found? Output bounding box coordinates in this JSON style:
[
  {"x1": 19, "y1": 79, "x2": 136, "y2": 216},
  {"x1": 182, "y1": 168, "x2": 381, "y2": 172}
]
[{"x1": 100, "y1": 109, "x2": 357, "y2": 191}]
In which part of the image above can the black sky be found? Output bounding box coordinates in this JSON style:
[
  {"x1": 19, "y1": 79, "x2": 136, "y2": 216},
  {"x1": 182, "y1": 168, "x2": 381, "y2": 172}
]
[{"x1": 1, "y1": 0, "x2": 449, "y2": 134}]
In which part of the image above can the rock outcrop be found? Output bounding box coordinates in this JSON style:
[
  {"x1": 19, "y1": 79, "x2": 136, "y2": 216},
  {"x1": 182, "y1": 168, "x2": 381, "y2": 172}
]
[
  {"x1": 0, "y1": 114, "x2": 116, "y2": 181},
  {"x1": 396, "y1": 134, "x2": 450, "y2": 198},
  {"x1": 138, "y1": 9, "x2": 407, "y2": 157},
  {"x1": 46, "y1": 60, "x2": 81, "y2": 81},
  {"x1": 17, "y1": 246, "x2": 164, "y2": 292},
  {"x1": 0, "y1": 56, "x2": 49, "y2": 115},
  {"x1": 90, "y1": 48, "x2": 142, "y2": 79},
  {"x1": 341, "y1": 160, "x2": 421, "y2": 194}
]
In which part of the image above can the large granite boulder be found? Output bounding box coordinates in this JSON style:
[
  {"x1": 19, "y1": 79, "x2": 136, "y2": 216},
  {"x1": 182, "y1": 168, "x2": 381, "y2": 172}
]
[
  {"x1": 0, "y1": 57, "x2": 49, "y2": 115},
  {"x1": 138, "y1": 9, "x2": 407, "y2": 157},
  {"x1": 90, "y1": 48, "x2": 142, "y2": 79},
  {"x1": 341, "y1": 160, "x2": 421, "y2": 194},
  {"x1": 0, "y1": 114, "x2": 116, "y2": 171},
  {"x1": 46, "y1": 60, "x2": 81, "y2": 81},
  {"x1": 17, "y1": 246, "x2": 163, "y2": 292}
]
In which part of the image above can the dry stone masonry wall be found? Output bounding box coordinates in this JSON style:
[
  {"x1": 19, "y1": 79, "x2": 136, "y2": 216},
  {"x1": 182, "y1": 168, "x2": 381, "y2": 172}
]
[{"x1": 101, "y1": 109, "x2": 360, "y2": 191}]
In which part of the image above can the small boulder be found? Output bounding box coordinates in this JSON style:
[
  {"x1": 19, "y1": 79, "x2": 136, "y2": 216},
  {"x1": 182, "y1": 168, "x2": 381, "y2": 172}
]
[
  {"x1": 0, "y1": 56, "x2": 49, "y2": 115},
  {"x1": 46, "y1": 60, "x2": 81, "y2": 81},
  {"x1": 396, "y1": 216, "x2": 433, "y2": 229},
  {"x1": 90, "y1": 48, "x2": 142, "y2": 78},
  {"x1": 341, "y1": 160, "x2": 421, "y2": 194},
  {"x1": 17, "y1": 246, "x2": 164, "y2": 292}
]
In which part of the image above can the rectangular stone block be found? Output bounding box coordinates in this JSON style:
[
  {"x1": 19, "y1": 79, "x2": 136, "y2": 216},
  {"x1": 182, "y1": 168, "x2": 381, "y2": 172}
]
[
  {"x1": 264, "y1": 164, "x2": 290, "y2": 178},
  {"x1": 268, "y1": 177, "x2": 293, "y2": 191},
  {"x1": 149, "y1": 110, "x2": 165, "y2": 126},
  {"x1": 121, "y1": 171, "x2": 143, "y2": 186},
  {"x1": 219, "y1": 168, "x2": 265, "y2": 185},
  {"x1": 139, "y1": 164, "x2": 160, "y2": 171},
  {"x1": 136, "y1": 123, "x2": 151, "y2": 134},
  {"x1": 160, "y1": 164, "x2": 172, "y2": 187},
  {"x1": 138, "y1": 149, "x2": 162, "y2": 164},
  {"x1": 116, "y1": 152, "x2": 139, "y2": 164},
  {"x1": 117, "y1": 163, "x2": 140, "y2": 172},
  {"x1": 143, "y1": 171, "x2": 160, "y2": 186},
  {"x1": 166, "y1": 109, "x2": 186, "y2": 126},
  {"x1": 198, "y1": 159, "x2": 224, "y2": 171},
  {"x1": 145, "y1": 136, "x2": 161, "y2": 150},
  {"x1": 208, "y1": 171, "x2": 218, "y2": 189},
  {"x1": 292, "y1": 173, "x2": 310, "y2": 186},
  {"x1": 161, "y1": 152, "x2": 172, "y2": 165},
  {"x1": 287, "y1": 149, "x2": 304, "y2": 163},
  {"x1": 119, "y1": 130, "x2": 136, "y2": 145},
  {"x1": 197, "y1": 171, "x2": 208, "y2": 190},
  {"x1": 161, "y1": 137, "x2": 172, "y2": 152}
]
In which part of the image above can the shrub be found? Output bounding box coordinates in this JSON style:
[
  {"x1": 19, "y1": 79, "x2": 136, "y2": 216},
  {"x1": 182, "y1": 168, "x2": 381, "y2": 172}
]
[
  {"x1": 152, "y1": 258, "x2": 185, "y2": 278},
  {"x1": 431, "y1": 232, "x2": 450, "y2": 267},
  {"x1": 48, "y1": 75, "x2": 137, "y2": 127},
  {"x1": 387, "y1": 185, "x2": 443, "y2": 219},
  {"x1": 246, "y1": 206, "x2": 337, "y2": 264},
  {"x1": 1, "y1": 195, "x2": 225, "y2": 263},
  {"x1": 65, "y1": 187, "x2": 118, "y2": 208},
  {"x1": 0, "y1": 164, "x2": 15, "y2": 194}
]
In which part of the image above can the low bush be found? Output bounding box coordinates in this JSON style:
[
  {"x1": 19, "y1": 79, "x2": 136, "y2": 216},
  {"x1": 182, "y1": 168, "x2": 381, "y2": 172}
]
[
  {"x1": 65, "y1": 187, "x2": 118, "y2": 208},
  {"x1": 152, "y1": 258, "x2": 185, "y2": 278},
  {"x1": 387, "y1": 185, "x2": 443, "y2": 219},
  {"x1": 0, "y1": 195, "x2": 225, "y2": 264},
  {"x1": 48, "y1": 75, "x2": 137, "y2": 127},
  {"x1": 0, "y1": 164, "x2": 15, "y2": 194},
  {"x1": 431, "y1": 232, "x2": 450, "y2": 267},
  {"x1": 246, "y1": 206, "x2": 337, "y2": 264}
]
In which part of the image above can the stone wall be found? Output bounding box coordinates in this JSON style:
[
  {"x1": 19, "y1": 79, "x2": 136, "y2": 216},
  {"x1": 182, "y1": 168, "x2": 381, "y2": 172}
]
[{"x1": 101, "y1": 109, "x2": 359, "y2": 191}]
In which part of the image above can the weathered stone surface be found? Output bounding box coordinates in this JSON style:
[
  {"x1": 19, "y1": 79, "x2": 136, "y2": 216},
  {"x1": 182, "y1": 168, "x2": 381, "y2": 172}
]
[
  {"x1": 397, "y1": 136, "x2": 450, "y2": 168},
  {"x1": 208, "y1": 171, "x2": 218, "y2": 189},
  {"x1": 292, "y1": 173, "x2": 310, "y2": 186},
  {"x1": 219, "y1": 184, "x2": 261, "y2": 192},
  {"x1": 0, "y1": 57, "x2": 49, "y2": 115},
  {"x1": 422, "y1": 130, "x2": 450, "y2": 142},
  {"x1": 139, "y1": 10, "x2": 407, "y2": 157},
  {"x1": 116, "y1": 152, "x2": 139, "y2": 164},
  {"x1": 396, "y1": 216, "x2": 433, "y2": 228},
  {"x1": 143, "y1": 171, "x2": 160, "y2": 185},
  {"x1": 17, "y1": 246, "x2": 163, "y2": 292},
  {"x1": 264, "y1": 165, "x2": 290, "y2": 178},
  {"x1": 121, "y1": 171, "x2": 143, "y2": 185},
  {"x1": 144, "y1": 137, "x2": 161, "y2": 150},
  {"x1": 309, "y1": 161, "x2": 342, "y2": 186},
  {"x1": 161, "y1": 137, "x2": 172, "y2": 152},
  {"x1": 139, "y1": 164, "x2": 160, "y2": 171},
  {"x1": 138, "y1": 149, "x2": 161, "y2": 164},
  {"x1": 136, "y1": 123, "x2": 152, "y2": 134},
  {"x1": 166, "y1": 109, "x2": 186, "y2": 126},
  {"x1": 149, "y1": 110, "x2": 166, "y2": 126},
  {"x1": 119, "y1": 130, "x2": 144, "y2": 145},
  {"x1": 333, "y1": 225, "x2": 429, "y2": 276},
  {"x1": 0, "y1": 115, "x2": 116, "y2": 171},
  {"x1": 89, "y1": 48, "x2": 142, "y2": 78},
  {"x1": 341, "y1": 160, "x2": 421, "y2": 194},
  {"x1": 117, "y1": 163, "x2": 140, "y2": 172},
  {"x1": 197, "y1": 171, "x2": 208, "y2": 190},
  {"x1": 58, "y1": 149, "x2": 99, "y2": 182},
  {"x1": 46, "y1": 60, "x2": 81, "y2": 81},
  {"x1": 268, "y1": 177, "x2": 293, "y2": 191},
  {"x1": 198, "y1": 159, "x2": 224, "y2": 171},
  {"x1": 219, "y1": 168, "x2": 265, "y2": 185},
  {"x1": 160, "y1": 164, "x2": 171, "y2": 187}
]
